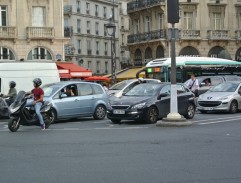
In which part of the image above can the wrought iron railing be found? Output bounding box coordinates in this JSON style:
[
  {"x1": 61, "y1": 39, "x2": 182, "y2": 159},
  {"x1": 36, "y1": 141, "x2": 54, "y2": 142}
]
[
  {"x1": 0, "y1": 26, "x2": 16, "y2": 39},
  {"x1": 179, "y1": 30, "x2": 201, "y2": 39},
  {"x1": 64, "y1": 5, "x2": 72, "y2": 14},
  {"x1": 235, "y1": 30, "x2": 241, "y2": 40},
  {"x1": 127, "y1": 0, "x2": 165, "y2": 12},
  {"x1": 128, "y1": 29, "x2": 166, "y2": 43},
  {"x1": 207, "y1": 30, "x2": 229, "y2": 40},
  {"x1": 26, "y1": 27, "x2": 54, "y2": 39},
  {"x1": 64, "y1": 26, "x2": 73, "y2": 37}
]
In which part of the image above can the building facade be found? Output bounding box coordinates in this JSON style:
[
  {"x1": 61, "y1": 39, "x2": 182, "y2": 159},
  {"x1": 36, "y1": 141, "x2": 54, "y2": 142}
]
[
  {"x1": 64, "y1": 0, "x2": 120, "y2": 75},
  {"x1": 127, "y1": 0, "x2": 241, "y2": 67},
  {"x1": 0, "y1": 0, "x2": 66, "y2": 61},
  {"x1": 119, "y1": 0, "x2": 131, "y2": 69}
]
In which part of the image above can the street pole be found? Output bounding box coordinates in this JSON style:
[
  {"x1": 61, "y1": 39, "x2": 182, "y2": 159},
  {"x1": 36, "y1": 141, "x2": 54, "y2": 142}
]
[
  {"x1": 112, "y1": 0, "x2": 116, "y2": 85},
  {"x1": 169, "y1": 23, "x2": 179, "y2": 115}
]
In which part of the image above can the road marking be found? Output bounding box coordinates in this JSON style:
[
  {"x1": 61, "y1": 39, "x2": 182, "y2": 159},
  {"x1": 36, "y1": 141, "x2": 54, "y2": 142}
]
[
  {"x1": 199, "y1": 117, "x2": 241, "y2": 125},
  {"x1": 192, "y1": 116, "x2": 241, "y2": 123}
]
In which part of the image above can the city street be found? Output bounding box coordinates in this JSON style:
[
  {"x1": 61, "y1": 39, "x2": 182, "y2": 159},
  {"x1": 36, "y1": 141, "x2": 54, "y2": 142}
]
[{"x1": 0, "y1": 112, "x2": 241, "y2": 183}]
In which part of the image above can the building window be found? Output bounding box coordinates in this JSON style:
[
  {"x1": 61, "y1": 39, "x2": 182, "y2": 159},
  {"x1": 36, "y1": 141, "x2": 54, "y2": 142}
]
[
  {"x1": 103, "y1": 7, "x2": 107, "y2": 18},
  {"x1": 96, "y1": 61, "x2": 100, "y2": 73},
  {"x1": 183, "y1": 12, "x2": 193, "y2": 30},
  {"x1": 134, "y1": 19, "x2": 139, "y2": 34},
  {"x1": 105, "y1": 61, "x2": 108, "y2": 73},
  {"x1": 212, "y1": 12, "x2": 222, "y2": 30},
  {"x1": 88, "y1": 61, "x2": 92, "y2": 70},
  {"x1": 96, "y1": 41, "x2": 99, "y2": 55},
  {"x1": 32, "y1": 7, "x2": 45, "y2": 27},
  {"x1": 157, "y1": 13, "x2": 164, "y2": 29},
  {"x1": 145, "y1": 16, "x2": 151, "y2": 32},
  {"x1": 27, "y1": 47, "x2": 52, "y2": 60},
  {"x1": 95, "y1": 5, "x2": 98, "y2": 17},
  {"x1": 238, "y1": 13, "x2": 241, "y2": 29},
  {"x1": 95, "y1": 22, "x2": 99, "y2": 35},
  {"x1": 76, "y1": 0, "x2": 80, "y2": 13},
  {"x1": 104, "y1": 42, "x2": 108, "y2": 55},
  {"x1": 87, "y1": 40, "x2": 91, "y2": 54},
  {"x1": 0, "y1": 47, "x2": 15, "y2": 60},
  {"x1": 77, "y1": 19, "x2": 81, "y2": 33},
  {"x1": 0, "y1": 6, "x2": 7, "y2": 26},
  {"x1": 86, "y1": 3, "x2": 90, "y2": 14},
  {"x1": 77, "y1": 40, "x2": 81, "y2": 54},
  {"x1": 87, "y1": 21, "x2": 90, "y2": 34}
]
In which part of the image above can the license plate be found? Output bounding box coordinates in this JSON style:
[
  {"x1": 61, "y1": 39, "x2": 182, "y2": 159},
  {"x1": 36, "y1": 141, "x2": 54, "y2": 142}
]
[
  {"x1": 113, "y1": 110, "x2": 125, "y2": 114},
  {"x1": 204, "y1": 107, "x2": 213, "y2": 110}
]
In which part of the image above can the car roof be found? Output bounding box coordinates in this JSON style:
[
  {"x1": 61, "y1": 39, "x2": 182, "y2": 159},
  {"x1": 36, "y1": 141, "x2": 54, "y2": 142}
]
[{"x1": 43, "y1": 81, "x2": 101, "y2": 87}]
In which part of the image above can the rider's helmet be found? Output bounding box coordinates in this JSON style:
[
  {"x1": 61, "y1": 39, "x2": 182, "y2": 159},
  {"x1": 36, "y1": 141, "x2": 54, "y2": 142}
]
[
  {"x1": 9, "y1": 81, "x2": 16, "y2": 88},
  {"x1": 33, "y1": 78, "x2": 42, "y2": 87}
]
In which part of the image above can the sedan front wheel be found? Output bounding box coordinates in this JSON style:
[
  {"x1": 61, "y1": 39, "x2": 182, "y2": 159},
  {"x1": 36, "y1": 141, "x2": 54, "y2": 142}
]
[
  {"x1": 145, "y1": 106, "x2": 158, "y2": 124},
  {"x1": 184, "y1": 103, "x2": 195, "y2": 119},
  {"x1": 93, "y1": 105, "x2": 106, "y2": 120},
  {"x1": 229, "y1": 101, "x2": 238, "y2": 114}
]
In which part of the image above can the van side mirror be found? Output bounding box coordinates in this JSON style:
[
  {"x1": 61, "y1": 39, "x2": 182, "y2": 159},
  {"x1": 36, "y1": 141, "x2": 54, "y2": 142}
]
[{"x1": 158, "y1": 93, "x2": 168, "y2": 100}]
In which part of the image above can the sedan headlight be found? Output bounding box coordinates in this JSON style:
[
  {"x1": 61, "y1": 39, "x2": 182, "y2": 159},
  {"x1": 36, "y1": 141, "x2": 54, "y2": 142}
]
[
  {"x1": 219, "y1": 96, "x2": 232, "y2": 100},
  {"x1": 131, "y1": 102, "x2": 146, "y2": 109}
]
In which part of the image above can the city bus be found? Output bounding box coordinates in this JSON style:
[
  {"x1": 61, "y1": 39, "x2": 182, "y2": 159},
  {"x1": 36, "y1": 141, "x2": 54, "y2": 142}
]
[{"x1": 140, "y1": 57, "x2": 241, "y2": 82}]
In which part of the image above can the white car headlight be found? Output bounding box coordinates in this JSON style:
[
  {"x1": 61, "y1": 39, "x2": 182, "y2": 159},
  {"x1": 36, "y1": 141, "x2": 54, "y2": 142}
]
[
  {"x1": 131, "y1": 102, "x2": 146, "y2": 109},
  {"x1": 219, "y1": 96, "x2": 231, "y2": 100}
]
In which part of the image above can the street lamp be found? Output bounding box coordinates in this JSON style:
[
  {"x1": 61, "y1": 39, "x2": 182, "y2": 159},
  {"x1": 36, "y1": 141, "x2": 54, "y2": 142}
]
[{"x1": 105, "y1": 13, "x2": 116, "y2": 84}]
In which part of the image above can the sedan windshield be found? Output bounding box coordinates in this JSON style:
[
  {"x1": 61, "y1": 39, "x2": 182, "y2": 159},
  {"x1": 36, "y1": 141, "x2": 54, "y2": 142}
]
[
  {"x1": 109, "y1": 80, "x2": 133, "y2": 90},
  {"x1": 42, "y1": 84, "x2": 61, "y2": 97},
  {"x1": 210, "y1": 82, "x2": 239, "y2": 92},
  {"x1": 125, "y1": 84, "x2": 159, "y2": 96}
]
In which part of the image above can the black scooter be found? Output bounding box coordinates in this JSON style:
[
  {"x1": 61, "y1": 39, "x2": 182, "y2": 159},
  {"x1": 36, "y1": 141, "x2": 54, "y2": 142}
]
[{"x1": 8, "y1": 91, "x2": 52, "y2": 132}]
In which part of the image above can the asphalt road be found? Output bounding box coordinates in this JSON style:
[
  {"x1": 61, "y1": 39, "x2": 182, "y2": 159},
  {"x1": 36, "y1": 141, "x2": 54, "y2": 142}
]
[{"x1": 0, "y1": 112, "x2": 241, "y2": 183}]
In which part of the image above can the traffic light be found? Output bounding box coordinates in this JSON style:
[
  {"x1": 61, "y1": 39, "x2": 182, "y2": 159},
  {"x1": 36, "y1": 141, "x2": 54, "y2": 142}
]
[{"x1": 167, "y1": 0, "x2": 179, "y2": 23}]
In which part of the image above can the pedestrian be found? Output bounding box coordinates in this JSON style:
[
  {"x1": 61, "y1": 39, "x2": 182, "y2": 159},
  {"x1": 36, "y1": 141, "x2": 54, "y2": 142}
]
[{"x1": 185, "y1": 74, "x2": 199, "y2": 97}]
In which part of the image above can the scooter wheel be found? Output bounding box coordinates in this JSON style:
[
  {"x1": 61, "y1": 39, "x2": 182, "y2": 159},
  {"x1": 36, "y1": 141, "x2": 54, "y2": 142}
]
[
  {"x1": 44, "y1": 115, "x2": 51, "y2": 129},
  {"x1": 8, "y1": 118, "x2": 20, "y2": 132}
]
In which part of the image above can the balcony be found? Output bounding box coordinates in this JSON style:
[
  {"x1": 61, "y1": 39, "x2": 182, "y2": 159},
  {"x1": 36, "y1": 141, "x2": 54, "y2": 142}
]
[
  {"x1": 64, "y1": 5, "x2": 72, "y2": 14},
  {"x1": 128, "y1": 29, "x2": 166, "y2": 43},
  {"x1": 179, "y1": 30, "x2": 201, "y2": 40},
  {"x1": 0, "y1": 26, "x2": 16, "y2": 39},
  {"x1": 235, "y1": 30, "x2": 241, "y2": 40},
  {"x1": 127, "y1": 0, "x2": 165, "y2": 13},
  {"x1": 207, "y1": 30, "x2": 229, "y2": 40},
  {"x1": 64, "y1": 26, "x2": 73, "y2": 37},
  {"x1": 26, "y1": 27, "x2": 54, "y2": 40}
]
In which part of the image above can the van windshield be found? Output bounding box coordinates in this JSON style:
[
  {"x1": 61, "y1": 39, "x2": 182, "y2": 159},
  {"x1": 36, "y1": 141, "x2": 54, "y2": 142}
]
[{"x1": 42, "y1": 84, "x2": 61, "y2": 97}]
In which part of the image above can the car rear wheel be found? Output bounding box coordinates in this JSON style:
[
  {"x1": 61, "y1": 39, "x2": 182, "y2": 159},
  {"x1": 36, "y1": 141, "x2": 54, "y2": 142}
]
[
  {"x1": 111, "y1": 119, "x2": 121, "y2": 124},
  {"x1": 184, "y1": 103, "x2": 195, "y2": 119},
  {"x1": 145, "y1": 106, "x2": 158, "y2": 124},
  {"x1": 229, "y1": 101, "x2": 238, "y2": 114},
  {"x1": 93, "y1": 105, "x2": 106, "y2": 120}
]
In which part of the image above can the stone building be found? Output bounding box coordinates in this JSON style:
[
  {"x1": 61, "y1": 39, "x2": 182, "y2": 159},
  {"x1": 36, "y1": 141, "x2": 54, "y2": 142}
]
[
  {"x1": 127, "y1": 0, "x2": 241, "y2": 67},
  {"x1": 0, "y1": 0, "x2": 66, "y2": 61},
  {"x1": 64, "y1": 0, "x2": 120, "y2": 75}
]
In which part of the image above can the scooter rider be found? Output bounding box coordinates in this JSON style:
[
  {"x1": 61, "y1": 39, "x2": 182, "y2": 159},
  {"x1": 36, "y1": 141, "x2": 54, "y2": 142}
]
[
  {"x1": 25, "y1": 78, "x2": 45, "y2": 130},
  {"x1": 0, "y1": 81, "x2": 17, "y2": 106}
]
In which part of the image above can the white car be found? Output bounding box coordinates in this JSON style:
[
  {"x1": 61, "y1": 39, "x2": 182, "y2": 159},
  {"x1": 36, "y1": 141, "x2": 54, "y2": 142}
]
[
  {"x1": 107, "y1": 78, "x2": 161, "y2": 97},
  {"x1": 197, "y1": 82, "x2": 241, "y2": 113}
]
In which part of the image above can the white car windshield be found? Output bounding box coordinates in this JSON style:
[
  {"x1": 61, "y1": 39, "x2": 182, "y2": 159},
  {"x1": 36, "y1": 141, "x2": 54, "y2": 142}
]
[{"x1": 210, "y1": 82, "x2": 239, "y2": 92}]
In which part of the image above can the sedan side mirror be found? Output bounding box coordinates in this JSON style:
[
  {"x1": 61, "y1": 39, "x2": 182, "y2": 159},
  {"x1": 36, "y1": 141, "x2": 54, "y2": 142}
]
[{"x1": 158, "y1": 93, "x2": 168, "y2": 100}]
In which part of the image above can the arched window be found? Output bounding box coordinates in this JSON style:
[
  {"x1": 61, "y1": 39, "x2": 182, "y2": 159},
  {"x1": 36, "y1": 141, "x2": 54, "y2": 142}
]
[
  {"x1": 27, "y1": 47, "x2": 52, "y2": 60},
  {"x1": 208, "y1": 46, "x2": 231, "y2": 60},
  {"x1": 145, "y1": 47, "x2": 152, "y2": 64},
  {"x1": 156, "y1": 45, "x2": 164, "y2": 58},
  {"x1": 179, "y1": 46, "x2": 199, "y2": 57},
  {"x1": 0, "y1": 47, "x2": 15, "y2": 60},
  {"x1": 134, "y1": 48, "x2": 142, "y2": 66}
]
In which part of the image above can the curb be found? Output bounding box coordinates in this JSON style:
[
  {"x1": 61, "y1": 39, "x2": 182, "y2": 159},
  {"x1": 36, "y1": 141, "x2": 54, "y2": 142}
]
[{"x1": 156, "y1": 118, "x2": 193, "y2": 127}]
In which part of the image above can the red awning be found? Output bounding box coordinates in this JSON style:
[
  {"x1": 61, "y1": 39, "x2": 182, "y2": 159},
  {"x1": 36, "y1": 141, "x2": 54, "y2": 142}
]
[{"x1": 56, "y1": 62, "x2": 92, "y2": 79}]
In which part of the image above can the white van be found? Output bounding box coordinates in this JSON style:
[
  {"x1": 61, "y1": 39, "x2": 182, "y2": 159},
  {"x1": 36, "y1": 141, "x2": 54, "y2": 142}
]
[{"x1": 0, "y1": 61, "x2": 60, "y2": 94}]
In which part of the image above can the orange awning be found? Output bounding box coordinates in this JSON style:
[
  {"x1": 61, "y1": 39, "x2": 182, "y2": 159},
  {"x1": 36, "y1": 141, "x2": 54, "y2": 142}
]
[{"x1": 56, "y1": 62, "x2": 92, "y2": 79}]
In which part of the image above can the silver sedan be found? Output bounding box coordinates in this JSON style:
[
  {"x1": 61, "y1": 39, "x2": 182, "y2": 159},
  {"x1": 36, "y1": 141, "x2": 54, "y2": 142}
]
[{"x1": 197, "y1": 82, "x2": 241, "y2": 113}]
